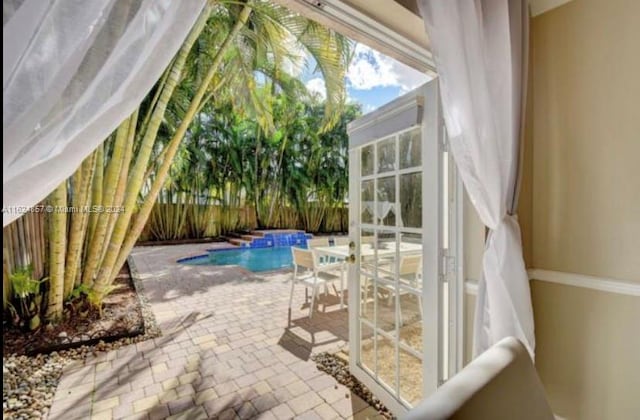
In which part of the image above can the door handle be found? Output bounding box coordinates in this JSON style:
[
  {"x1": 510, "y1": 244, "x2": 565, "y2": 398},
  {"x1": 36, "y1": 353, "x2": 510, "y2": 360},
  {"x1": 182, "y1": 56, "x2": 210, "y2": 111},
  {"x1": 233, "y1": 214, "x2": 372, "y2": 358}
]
[
  {"x1": 347, "y1": 254, "x2": 356, "y2": 264},
  {"x1": 348, "y1": 241, "x2": 356, "y2": 250}
]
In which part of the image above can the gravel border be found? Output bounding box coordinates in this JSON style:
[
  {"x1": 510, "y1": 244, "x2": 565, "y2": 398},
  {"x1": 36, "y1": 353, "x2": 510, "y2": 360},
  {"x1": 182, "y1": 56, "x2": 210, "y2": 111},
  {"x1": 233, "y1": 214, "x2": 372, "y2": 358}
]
[
  {"x1": 312, "y1": 352, "x2": 395, "y2": 419},
  {"x1": 2, "y1": 257, "x2": 161, "y2": 420}
]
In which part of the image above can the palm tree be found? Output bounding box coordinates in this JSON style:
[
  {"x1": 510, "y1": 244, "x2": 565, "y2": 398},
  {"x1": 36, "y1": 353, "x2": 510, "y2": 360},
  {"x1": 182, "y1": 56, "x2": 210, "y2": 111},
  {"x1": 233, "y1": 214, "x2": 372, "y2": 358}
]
[
  {"x1": 94, "y1": 2, "x2": 256, "y2": 304},
  {"x1": 44, "y1": 0, "x2": 354, "y2": 318},
  {"x1": 44, "y1": 3, "x2": 217, "y2": 318},
  {"x1": 141, "y1": 1, "x2": 354, "y2": 232}
]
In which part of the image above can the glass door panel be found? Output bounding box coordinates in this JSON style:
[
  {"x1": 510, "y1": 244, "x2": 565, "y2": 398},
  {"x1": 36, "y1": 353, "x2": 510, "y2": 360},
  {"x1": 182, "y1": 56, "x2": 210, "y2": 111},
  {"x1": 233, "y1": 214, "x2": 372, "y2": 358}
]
[
  {"x1": 348, "y1": 80, "x2": 445, "y2": 416},
  {"x1": 400, "y1": 173, "x2": 422, "y2": 228},
  {"x1": 399, "y1": 127, "x2": 422, "y2": 169}
]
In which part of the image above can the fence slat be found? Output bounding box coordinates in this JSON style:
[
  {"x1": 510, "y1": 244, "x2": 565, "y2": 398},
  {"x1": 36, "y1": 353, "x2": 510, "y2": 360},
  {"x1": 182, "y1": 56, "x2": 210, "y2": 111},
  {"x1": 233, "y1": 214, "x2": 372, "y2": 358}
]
[{"x1": 3, "y1": 208, "x2": 47, "y2": 307}]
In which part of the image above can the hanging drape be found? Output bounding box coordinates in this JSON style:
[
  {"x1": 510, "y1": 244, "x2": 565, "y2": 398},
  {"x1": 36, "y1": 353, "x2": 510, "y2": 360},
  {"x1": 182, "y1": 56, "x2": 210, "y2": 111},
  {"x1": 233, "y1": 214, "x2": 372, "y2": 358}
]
[
  {"x1": 3, "y1": 0, "x2": 206, "y2": 226},
  {"x1": 418, "y1": 0, "x2": 535, "y2": 357}
]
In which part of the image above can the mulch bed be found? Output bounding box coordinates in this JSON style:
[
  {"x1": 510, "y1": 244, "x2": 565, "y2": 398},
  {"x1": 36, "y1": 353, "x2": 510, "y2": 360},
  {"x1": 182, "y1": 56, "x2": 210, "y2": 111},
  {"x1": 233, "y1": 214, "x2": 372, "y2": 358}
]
[{"x1": 3, "y1": 263, "x2": 144, "y2": 357}]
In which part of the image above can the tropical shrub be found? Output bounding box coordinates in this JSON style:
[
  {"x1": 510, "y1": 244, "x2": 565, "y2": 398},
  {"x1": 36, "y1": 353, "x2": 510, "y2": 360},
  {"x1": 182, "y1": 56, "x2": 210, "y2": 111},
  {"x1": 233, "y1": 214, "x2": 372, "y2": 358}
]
[{"x1": 7, "y1": 265, "x2": 47, "y2": 331}]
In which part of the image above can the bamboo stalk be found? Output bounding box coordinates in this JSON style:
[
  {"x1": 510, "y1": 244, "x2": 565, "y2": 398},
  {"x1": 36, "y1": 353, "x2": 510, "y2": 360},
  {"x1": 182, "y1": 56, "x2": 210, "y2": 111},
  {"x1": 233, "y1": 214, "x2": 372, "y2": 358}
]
[
  {"x1": 82, "y1": 118, "x2": 131, "y2": 286},
  {"x1": 103, "y1": 110, "x2": 137, "y2": 262},
  {"x1": 90, "y1": 6, "x2": 216, "y2": 303},
  {"x1": 64, "y1": 152, "x2": 96, "y2": 297},
  {"x1": 107, "y1": 4, "x2": 254, "y2": 286},
  {"x1": 45, "y1": 182, "x2": 67, "y2": 322},
  {"x1": 87, "y1": 143, "x2": 104, "y2": 249},
  {"x1": 138, "y1": 62, "x2": 172, "y2": 143},
  {"x1": 37, "y1": 210, "x2": 45, "y2": 278}
]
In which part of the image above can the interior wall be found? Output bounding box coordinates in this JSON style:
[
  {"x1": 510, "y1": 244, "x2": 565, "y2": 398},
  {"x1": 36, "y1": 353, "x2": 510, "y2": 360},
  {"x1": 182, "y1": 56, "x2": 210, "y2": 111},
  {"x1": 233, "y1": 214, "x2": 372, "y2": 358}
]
[
  {"x1": 518, "y1": 49, "x2": 535, "y2": 267},
  {"x1": 526, "y1": 0, "x2": 640, "y2": 418},
  {"x1": 463, "y1": 192, "x2": 484, "y2": 283},
  {"x1": 462, "y1": 191, "x2": 484, "y2": 366},
  {"x1": 463, "y1": 292, "x2": 476, "y2": 365},
  {"x1": 463, "y1": 1, "x2": 640, "y2": 418},
  {"x1": 531, "y1": 282, "x2": 640, "y2": 419},
  {"x1": 530, "y1": 0, "x2": 640, "y2": 281}
]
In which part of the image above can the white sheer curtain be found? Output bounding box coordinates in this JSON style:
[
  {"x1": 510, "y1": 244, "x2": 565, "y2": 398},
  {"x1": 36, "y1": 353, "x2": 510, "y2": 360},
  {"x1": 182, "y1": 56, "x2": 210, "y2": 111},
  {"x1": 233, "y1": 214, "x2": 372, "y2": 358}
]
[
  {"x1": 418, "y1": 0, "x2": 535, "y2": 357},
  {"x1": 3, "y1": 0, "x2": 206, "y2": 226}
]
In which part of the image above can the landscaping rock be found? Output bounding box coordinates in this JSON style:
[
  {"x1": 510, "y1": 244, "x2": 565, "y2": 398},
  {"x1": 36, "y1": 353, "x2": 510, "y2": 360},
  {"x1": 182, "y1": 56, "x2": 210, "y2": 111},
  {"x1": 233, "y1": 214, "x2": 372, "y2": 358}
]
[
  {"x1": 312, "y1": 352, "x2": 394, "y2": 419},
  {"x1": 2, "y1": 261, "x2": 160, "y2": 420}
]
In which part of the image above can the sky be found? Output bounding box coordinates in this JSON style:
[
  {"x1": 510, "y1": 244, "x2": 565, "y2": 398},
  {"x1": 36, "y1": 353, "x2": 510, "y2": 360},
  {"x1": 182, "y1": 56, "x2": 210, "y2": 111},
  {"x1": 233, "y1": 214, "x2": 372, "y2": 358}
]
[{"x1": 302, "y1": 43, "x2": 431, "y2": 114}]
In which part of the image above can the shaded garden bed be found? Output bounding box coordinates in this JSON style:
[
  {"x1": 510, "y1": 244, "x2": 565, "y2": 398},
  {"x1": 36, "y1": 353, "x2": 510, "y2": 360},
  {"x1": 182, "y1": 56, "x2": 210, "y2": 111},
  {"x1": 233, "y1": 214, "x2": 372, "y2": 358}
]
[{"x1": 3, "y1": 263, "x2": 144, "y2": 357}]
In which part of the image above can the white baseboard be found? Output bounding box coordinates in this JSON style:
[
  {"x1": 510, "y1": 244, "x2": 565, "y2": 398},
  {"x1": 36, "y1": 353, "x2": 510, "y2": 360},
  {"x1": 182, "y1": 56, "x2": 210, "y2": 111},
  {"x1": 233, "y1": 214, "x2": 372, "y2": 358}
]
[
  {"x1": 530, "y1": 0, "x2": 574, "y2": 17},
  {"x1": 464, "y1": 270, "x2": 640, "y2": 297},
  {"x1": 528, "y1": 269, "x2": 640, "y2": 297}
]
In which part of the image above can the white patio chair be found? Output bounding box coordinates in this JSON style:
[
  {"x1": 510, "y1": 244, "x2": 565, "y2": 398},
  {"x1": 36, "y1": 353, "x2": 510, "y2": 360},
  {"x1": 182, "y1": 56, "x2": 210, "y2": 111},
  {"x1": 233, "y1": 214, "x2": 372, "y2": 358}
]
[
  {"x1": 307, "y1": 237, "x2": 331, "y2": 263},
  {"x1": 307, "y1": 237, "x2": 330, "y2": 248},
  {"x1": 378, "y1": 253, "x2": 423, "y2": 325},
  {"x1": 289, "y1": 247, "x2": 345, "y2": 318},
  {"x1": 332, "y1": 236, "x2": 350, "y2": 246}
]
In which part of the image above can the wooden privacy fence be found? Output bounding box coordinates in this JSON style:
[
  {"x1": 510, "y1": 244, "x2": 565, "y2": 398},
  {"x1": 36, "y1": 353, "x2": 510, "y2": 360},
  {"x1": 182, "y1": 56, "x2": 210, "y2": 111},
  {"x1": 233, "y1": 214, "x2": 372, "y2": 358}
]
[
  {"x1": 2, "y1": 203, "x2": 349, "y2": 307},
  {"x1": 139, "y1": 204, "x2": 259, "y2": 242},
  {"x1": 139, "y1": 203, "x2": 349, "y2": 242},
  {"x1": 3, "y1": 210, "x2": 47, "y2": 309}
]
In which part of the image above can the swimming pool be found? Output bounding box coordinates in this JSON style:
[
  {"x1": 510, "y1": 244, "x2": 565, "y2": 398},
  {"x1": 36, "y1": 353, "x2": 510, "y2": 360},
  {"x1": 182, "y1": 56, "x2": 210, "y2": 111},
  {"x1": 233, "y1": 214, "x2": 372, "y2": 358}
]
[{"x1": 179, "y1": 246, "x2": 299, "y2": 272}]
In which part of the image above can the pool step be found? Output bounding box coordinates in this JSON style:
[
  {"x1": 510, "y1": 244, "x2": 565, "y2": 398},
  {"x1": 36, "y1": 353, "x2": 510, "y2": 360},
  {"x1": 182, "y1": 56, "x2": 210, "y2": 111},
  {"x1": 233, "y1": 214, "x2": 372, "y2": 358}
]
[
  {"x1": 225, "y1": 230, "x2": 313, "y2": 248},
  {"x1": 250, "y1": 229, "x2": 306, "y2": 237},
  {"x1": 228, "y1": 238, "x2": 250, "y2": 247}
]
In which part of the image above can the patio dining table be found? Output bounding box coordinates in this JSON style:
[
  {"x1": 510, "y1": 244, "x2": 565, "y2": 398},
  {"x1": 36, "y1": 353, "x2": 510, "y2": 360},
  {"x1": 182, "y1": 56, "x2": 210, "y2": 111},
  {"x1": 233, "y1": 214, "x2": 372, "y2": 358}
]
[
  {"x1": 312, "y1": 242, "x2": 423, "y2": 308},
  {"x1": 313, "y1": 242, "x2": 422, "y2": 260}
]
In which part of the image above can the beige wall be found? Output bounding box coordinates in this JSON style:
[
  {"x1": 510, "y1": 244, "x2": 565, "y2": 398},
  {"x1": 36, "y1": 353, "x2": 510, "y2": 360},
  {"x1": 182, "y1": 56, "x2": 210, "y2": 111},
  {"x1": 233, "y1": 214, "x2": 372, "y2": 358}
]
[
  {"x1": 463, "y1": 292, "x2": 476, "y2": 365},
  {"x1": 531, "y1": 282, "x2": 640, "y2": 419},
  {"x1": 530, "y1": 0, "x2": 640, "y2": 281},
  {"x1": 464, "y1": 1, "x2": 640, "y2": 418},
  {"x1": 463, "y1": 192, "x2": 485, "y2": 282},
  {"x1": 525, "y1": 0, "x2": 640, "y2": 418}
]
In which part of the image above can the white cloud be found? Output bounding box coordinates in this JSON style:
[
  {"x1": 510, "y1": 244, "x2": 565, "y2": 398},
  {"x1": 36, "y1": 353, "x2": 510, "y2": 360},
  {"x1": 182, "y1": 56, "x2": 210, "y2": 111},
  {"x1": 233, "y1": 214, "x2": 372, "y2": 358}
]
[
  {"x1": 363, "y1": 103, "x2": 377, "y2": 113},
  {"x1": 305, "y1": 77, "x2": 326, "y2": 100},
  {"x1": 281, "y1": 34, "x2": 307, "y2": 77},
  {"x1": 347, "y1": 44, "x2": 429, "y2": 93}
]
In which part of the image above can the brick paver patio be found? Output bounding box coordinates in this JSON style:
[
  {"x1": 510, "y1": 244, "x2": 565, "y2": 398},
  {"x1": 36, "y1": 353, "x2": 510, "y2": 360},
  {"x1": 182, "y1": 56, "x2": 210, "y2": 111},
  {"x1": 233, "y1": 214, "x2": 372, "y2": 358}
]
[{"x1": 48, "y1": 244, "x2": 382, "y2": 419}]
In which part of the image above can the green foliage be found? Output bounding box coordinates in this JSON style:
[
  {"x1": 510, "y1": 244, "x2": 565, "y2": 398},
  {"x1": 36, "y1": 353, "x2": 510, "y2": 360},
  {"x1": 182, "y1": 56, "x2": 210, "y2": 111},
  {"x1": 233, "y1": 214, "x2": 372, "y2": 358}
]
[
  {"x1": 137, "y1": 1, "x2": 356, "y2": 239},
  {"x1": 145, "y1": 95, "x2": 360, "y2": 238},
  {"x1": 69, "y1": 283, "x2": 91, "y2": 301},
  {"x1": 7, "y1": 265, "x2": 47, "y2": 331},
  {"x1": 68, "y1": 282, "x2": 117, "y2": 316},
  {"x1": 10, "y1": 265, "x2": 44, "y2": 298}
]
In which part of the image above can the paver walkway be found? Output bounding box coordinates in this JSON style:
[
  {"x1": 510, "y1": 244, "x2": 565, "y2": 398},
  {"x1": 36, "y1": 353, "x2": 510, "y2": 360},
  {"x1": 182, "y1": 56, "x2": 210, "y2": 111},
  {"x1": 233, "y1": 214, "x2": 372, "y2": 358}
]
[{"x1": 48, "y1": 244, "x2": 382, "y2": 420}]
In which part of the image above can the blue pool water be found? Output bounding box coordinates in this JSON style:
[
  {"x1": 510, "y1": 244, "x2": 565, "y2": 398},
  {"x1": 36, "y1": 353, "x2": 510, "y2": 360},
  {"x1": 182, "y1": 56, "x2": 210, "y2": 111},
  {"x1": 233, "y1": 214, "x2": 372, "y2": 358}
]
[{"x1": 180, "y1": 246, "x2": 300, "y2": 272}]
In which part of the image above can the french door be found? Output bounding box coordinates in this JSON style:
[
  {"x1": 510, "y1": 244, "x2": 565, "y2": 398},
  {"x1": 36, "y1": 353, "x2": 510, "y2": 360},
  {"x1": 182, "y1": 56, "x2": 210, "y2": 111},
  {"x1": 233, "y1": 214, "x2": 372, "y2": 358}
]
[{"x1": 347, "y1": 79, "x2": 461, "y2": 415}]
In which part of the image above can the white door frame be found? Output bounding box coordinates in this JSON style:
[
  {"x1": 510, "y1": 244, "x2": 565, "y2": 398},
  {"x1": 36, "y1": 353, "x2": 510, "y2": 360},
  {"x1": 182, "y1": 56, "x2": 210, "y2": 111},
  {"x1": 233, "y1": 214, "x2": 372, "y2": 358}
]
[{"x1": 347, "y1": 80, "x2": 462, "y2": 416}]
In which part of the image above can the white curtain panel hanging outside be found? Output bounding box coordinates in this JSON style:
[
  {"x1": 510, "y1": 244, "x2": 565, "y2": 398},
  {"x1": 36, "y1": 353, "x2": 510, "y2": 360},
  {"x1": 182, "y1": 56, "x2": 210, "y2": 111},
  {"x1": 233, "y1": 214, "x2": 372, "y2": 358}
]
[
  {"x1": 3, "y1": 0, "x2": 206, "y2": 226},
  {"x1": 418, "y1": 0, "x2": 535, "y2": 357}
]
